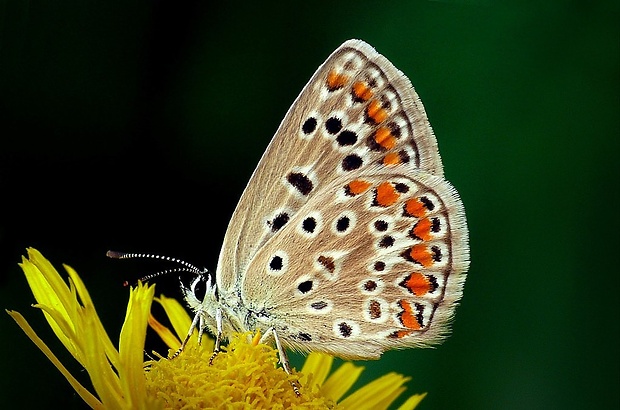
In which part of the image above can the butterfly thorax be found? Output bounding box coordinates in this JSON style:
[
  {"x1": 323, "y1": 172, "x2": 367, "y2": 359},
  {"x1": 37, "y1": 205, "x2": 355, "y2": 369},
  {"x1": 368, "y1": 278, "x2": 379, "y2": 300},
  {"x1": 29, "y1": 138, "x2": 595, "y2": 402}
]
[{"x1": 184, "y1": 276, "x2": 280, "y2": 340}]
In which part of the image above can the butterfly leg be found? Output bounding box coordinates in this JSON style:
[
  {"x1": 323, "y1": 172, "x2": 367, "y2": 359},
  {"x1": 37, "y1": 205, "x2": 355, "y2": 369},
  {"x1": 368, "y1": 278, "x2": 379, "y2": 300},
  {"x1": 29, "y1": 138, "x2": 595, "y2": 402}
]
[
  {"x1": 267, "y1": 328, "x2": 301, "y2": 396},
  {"x1": 209, "y1": 308, "x2": 223, "y2": 365},
  {"x1": 170, "y1": 310, "x2": 201, "y2": 359}
]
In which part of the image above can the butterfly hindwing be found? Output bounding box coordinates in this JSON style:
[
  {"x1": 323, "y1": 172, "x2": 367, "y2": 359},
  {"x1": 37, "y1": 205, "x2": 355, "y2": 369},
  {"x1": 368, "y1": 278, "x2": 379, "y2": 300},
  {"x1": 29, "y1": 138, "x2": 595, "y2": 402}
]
[{"x1": 240, "y1": 170, "x2": 468, "y2": 358}]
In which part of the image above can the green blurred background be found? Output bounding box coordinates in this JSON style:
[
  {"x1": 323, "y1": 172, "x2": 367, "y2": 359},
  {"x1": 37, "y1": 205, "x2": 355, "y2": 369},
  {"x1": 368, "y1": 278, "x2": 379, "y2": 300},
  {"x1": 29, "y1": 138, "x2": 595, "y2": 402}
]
[{"x1": 1, "y1": 1, "x2": 618, "y2": 408}]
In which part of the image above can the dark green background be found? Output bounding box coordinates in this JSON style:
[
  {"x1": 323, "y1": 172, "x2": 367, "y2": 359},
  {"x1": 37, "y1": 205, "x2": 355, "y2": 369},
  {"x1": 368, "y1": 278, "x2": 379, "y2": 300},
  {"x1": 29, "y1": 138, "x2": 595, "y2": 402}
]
[{"x1": 1, "y1": 1, "x2": 618, "y2": 408}]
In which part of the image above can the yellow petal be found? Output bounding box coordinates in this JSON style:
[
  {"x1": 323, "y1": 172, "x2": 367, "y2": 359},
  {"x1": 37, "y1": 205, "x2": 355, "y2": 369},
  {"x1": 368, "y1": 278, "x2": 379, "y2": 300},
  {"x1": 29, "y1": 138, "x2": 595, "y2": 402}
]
[
  {"x1": 154, "y1": 294, "x2": 196, "y2": 343},
  {"x1": 148, "y1": 313, "x2": 182, "y2": 350},
  {"x1": 338, "y1": 372, "x2": 411, "y2": 410},
  {"x1": 118, "y1": 282, "x2": 156, "y2": 408},
  {"x1": 64, "y1": 263, "x2": 120, "y2": 370},
  {"x1": 321, "y1": 361, "x2": 364, "y2": 402},
  {"x1": 80, "y1": 304, "x2": 125, "y2": 407},
  {"x1": 6, "y1": 310, "x2": 103, "y2": 409},
  {"x1": 396, "y1": 393, "x2": 427, "y2": 410},
  {"x1": 20, "y1": 249, "x2": 77, "y2": 357},
  {"x1": 300, "y1": 352, "x2": 333, "y2": 387},
  {"x1": 31, "y1": 302, "x2": 79, "y2": 344}
]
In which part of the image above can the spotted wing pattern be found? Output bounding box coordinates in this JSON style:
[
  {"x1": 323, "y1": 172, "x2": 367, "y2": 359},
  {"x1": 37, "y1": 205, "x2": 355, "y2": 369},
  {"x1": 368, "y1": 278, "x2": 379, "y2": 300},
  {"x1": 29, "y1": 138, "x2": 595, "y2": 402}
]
[
  {"x1": 216, "y1": 39, "x2": 444, "y2": 296},
  {"x1": 242, "y1": 171, "x2": 467, "y2": 358}
]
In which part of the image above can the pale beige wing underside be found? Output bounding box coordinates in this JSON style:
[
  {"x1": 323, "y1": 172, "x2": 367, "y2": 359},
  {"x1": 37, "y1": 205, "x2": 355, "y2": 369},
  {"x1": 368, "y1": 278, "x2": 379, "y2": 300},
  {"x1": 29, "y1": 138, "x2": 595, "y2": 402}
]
[
  {"x1": 241, "y1": 171, "x2": 468, "y2": 359},
  {"x1": 216, "y1": 39, "x2": 443, "y2": 291}
]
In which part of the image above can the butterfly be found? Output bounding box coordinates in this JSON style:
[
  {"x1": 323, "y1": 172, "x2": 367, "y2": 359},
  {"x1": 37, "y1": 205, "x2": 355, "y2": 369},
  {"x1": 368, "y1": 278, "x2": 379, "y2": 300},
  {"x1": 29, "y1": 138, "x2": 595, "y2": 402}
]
[{"x1": 111, "y1": 39, "x2": 469, "y2": 391}]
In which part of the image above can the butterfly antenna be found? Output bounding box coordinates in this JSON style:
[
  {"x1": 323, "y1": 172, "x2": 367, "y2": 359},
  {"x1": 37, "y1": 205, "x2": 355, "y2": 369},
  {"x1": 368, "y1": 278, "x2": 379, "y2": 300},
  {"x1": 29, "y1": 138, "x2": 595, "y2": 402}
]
[{"x1": 106, "y1": 250, "x2": 209, "y2": 286}]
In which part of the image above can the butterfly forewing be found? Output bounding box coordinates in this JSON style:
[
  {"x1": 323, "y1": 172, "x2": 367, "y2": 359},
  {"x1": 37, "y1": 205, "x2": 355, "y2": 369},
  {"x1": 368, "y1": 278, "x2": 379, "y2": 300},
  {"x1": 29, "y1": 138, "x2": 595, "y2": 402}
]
[
  {"x1": 217, "y1": 39, "x2": 444, "y2": 293},
  {"x1": 240, "y1": 171, "x2": 468, "y2": 358}
]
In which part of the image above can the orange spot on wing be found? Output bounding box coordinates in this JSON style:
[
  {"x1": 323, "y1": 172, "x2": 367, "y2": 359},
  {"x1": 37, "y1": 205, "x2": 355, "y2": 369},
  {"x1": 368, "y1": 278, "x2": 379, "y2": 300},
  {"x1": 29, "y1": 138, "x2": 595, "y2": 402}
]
[
  {"x1": 327, "y1": 70, "x2": 349, "y2": 91},
  {"x1": 383, "y1": 152, "x2": 401, "y2": 165},
  {"x1": 374, "y1": 127, "x2": 396, "y2": 149},
  {"x1": 410, "y1": 244, "x2": 433, "y2": 267},
  {"x1": 348, "y1": 179, "x2": 372, "y2": 195},
  {"x1": 404, "y1": 198, "x2": 427, "y2": 218},
  {"x1": 413, "y1": 218, "x2": 432, "y2": 241},
  {"x1": 376, "y1": 182, "x2": 399, "y2": 207},
  {"x1": 366, "y1": 100, "x2": 388, "y2": 124},
  {"x1": 399, "y1": 300, "x2": 421, "y2": 330},
  {"x1": 390, "y1": 330, "x2": 413, "y2": 339},
  {"x1": 403, "y1": 272, "x2": 431, "y2": 296},
  {"x1": 353, "y1": 81, "x2": 373, "y2": 101}
]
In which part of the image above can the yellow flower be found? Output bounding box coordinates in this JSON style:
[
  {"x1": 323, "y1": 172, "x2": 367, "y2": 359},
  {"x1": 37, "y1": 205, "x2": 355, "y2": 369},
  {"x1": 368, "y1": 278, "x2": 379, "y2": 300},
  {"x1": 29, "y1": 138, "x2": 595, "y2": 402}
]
[{"x1": 7, "y1": 248, "x2": 426, "y2": 409}]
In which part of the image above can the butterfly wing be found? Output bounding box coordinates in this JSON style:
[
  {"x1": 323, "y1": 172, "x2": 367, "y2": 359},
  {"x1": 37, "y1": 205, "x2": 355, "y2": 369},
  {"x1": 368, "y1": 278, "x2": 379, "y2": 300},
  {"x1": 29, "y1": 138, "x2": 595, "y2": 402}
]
[
  {"x1": 241, "y1": 170, "x2": 468, "y2": 359},
  {"x1": 216, "y1": 39, "x2": 443, "y2": 293}
]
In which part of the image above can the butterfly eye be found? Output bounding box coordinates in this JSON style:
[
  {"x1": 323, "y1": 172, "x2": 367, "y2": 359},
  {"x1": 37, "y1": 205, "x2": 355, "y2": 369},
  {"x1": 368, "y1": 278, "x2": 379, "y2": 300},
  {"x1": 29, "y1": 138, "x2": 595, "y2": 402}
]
[{"x1": 190, "y1": 275, "x2": 208, "y2": 301}]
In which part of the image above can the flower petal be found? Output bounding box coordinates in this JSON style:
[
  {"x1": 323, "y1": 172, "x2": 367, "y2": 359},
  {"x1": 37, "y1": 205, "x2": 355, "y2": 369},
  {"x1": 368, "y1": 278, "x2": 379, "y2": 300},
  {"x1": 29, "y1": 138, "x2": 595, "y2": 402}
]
[
  {"x1": 148, "y1": 313, "x2": 182, "y2": 350},
  {"x1": 80, "y1": 304, "x2": 125, "y2": 407},
  {"x1": 64, "y1": 263, "x2": 120, "y2": 370},
  {"x1": 338, "y1": 372, "x2": 411, "y2": 410},
  {"x1": 300, "y1": 352, "x2": 333, "y2": 386},
  {"x1": 396, "y1": 393, "x2": 427, "y2": 410},
  {"x1": 6, "y1": 310, "x2": 103, "y2": 409},
  {"x1": 321, "y1": 361, "x2": 364, "y2": 402},
  {"x1": 19, "y1": 249, "x2": 78, "y2": 357},
  {"x1": 118, "y1": 282, "x2": 156, "y2": 408},
  {"x1": 154, "y1": 295, "x2": 195, "y2": 343}
]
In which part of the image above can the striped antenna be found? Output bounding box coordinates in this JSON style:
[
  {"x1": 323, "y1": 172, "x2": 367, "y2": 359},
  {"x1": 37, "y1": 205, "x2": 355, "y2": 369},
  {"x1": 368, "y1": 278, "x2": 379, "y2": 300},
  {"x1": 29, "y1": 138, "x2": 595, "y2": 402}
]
[{"x1": 106, "y1": 251, "x2": 210, "y2": 286}]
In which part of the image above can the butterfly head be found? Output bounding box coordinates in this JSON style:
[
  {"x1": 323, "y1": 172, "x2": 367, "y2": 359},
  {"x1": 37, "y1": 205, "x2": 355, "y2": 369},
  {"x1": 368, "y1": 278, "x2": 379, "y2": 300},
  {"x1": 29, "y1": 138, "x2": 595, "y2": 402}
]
[{"x1": 180, "y1": 271, "x2": 219, "y2": 319}]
